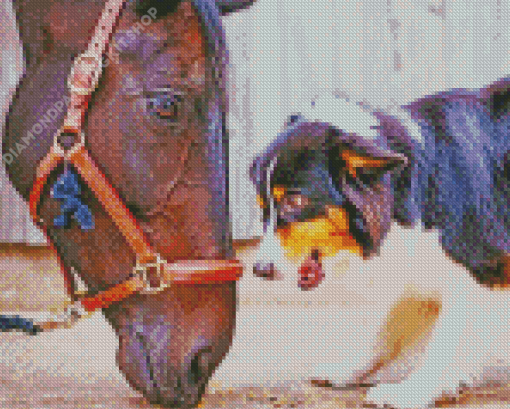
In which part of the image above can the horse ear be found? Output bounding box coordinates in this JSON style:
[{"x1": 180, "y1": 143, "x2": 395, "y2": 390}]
[
  {"x1": 216, "y1": 0, "x2": 256, "y2": 14},
  {"x1": 481, "y1": 77, "x2": 510, "y2": 119},
  {"x1": 286, "y1": 114, "x2": 303, "y2": 127},
  {"x1": 341, "y1": 149, "x2": 407, "y2": 180}
]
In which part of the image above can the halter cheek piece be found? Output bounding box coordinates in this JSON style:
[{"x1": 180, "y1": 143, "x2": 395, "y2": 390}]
[{"x1": 4, "y1": 0, "x2": 242, "y2": 334}]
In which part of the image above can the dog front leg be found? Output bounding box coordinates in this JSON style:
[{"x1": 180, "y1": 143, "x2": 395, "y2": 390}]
[{"x1": 365, "y1": 290, "x2": 469, "y2": 408}]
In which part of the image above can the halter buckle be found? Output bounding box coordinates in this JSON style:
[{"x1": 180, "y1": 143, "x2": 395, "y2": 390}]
[
  {"x1": 68, "y1": 53, "x2": 102, "y2": 96},
  {"x1": 135, "y1": 255, "x2": 170, "y2": 294}
]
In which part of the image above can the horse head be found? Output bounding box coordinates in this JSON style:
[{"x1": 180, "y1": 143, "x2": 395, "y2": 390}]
[{"x1": 4, "y1": 0, "x2": 254, "y2": 406}]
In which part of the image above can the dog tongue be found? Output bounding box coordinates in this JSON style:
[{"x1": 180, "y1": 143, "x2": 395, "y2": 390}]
[{"x1": 298, "y1": 252, "x2": 324, "y2": 290}]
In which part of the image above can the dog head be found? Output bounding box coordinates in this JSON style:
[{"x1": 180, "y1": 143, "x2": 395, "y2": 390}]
[{"x1": 250, "y1": 95, "x2": 407, "y2": 288}]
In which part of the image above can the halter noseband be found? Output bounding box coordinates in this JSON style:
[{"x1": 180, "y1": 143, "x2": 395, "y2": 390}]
[{"x1": 21, "y1": 0, "x2": 242, "y2": 333}]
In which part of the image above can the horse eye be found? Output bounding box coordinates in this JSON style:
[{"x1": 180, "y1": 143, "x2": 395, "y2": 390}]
[{"x1": 146, "y1": 90, "x2": 183, "y2": 121}]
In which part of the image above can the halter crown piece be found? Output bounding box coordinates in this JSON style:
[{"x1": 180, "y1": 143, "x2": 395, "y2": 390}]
[{"x1": 3, "y1": 0, "x2": 243, "y2": 334}]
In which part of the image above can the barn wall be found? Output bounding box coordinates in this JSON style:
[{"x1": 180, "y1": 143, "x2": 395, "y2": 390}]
[
  {"x1": 224, "y1": 0, "x2": 510, "y2": 240},
  {"x1": 1, "y1": 0, "x2": 509, "y2": 242},
  {"x1": 0, "y1": 0, "x2": 47, "y2": 244}
]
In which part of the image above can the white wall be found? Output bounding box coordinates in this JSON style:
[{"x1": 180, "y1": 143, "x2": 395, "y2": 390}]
[
  {"x1": 1, "y1": 0, "x2": 510, "y2": 242},
  {"x1": 0, "y1": 0, "x2": 46, "y2": 243},
  {"x1": 224, "y1": 0, "x2": 510, "y2": 240}
]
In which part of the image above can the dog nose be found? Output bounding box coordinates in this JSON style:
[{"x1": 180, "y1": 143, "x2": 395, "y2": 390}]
[{"x1": 253, "y1": 262, "x2": 277, "y2": 280}]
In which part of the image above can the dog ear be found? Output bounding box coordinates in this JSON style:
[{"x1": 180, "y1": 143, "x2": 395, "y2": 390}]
[
  {"x1": 340, "y1": 148, "x2": 407, "y2": 183},
  {"x1": 216, "y1": 0, "x2": 256, "y2": 14},
  {"x1": 335, "y1": 146, "x2": 407, "y2": 257},
  {"x1": 249, "y1": 153, "x2": 272, "y2": 230},
  {"x1": 250, "y1": 114, "x2": 321, "y2": 230}
]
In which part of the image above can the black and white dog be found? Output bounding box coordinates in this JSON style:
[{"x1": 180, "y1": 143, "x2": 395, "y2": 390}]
[{"x1": 247, "y1": 77, "x2": 510, "y2": 408}]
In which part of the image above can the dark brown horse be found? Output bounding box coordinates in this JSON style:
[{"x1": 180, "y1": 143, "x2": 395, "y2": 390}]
[{"x1": 3, "y1": 0, "x2": 254, "y2": 406}]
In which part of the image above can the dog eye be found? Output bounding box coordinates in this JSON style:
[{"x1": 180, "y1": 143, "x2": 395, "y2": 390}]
[
  {"x1": 146, "y1": 90, "x2": 183, "y2": 121},
  {"x1": 282, "y1": 194, "x2": 308, "y2": 210},
  {"x1": 290, "y1": 196, "x2": 303, "y2": 206}
]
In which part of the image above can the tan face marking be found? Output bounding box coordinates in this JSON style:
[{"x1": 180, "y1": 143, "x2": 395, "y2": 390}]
[
  {"x1": 341, "y1": 149, "x2": 393, "y2": 179},
  {"x1": 277, "y1": 205, "x2": 362, "y2": 260},
  {"x1": 256, "y1": 195, "x2": 266, "y2": 209},
  {"x1": 272, "y1": 186, "x2": 286, "y2": 202},
  {"x1": 256, "y1": 186, "x2": 287, "y2": 209}
]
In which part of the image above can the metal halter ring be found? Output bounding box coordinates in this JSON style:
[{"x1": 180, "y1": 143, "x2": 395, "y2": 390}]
[
  {"x1": 35, "y1": 300, "x2": 92, "y2": 332},
  {"x1": 134, "y1": 254, "x2": 170, "y2": 294},
  {"x1": 53, "y1": 128, "x2": 86, "y2": 158}
]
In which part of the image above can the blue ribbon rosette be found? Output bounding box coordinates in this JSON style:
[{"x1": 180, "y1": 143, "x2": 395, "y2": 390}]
[{"x1": 50, "y1": 165, "x2": 94, "y2": 230}]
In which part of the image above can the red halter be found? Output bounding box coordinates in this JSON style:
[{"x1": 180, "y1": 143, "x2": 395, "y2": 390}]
[{"x1": 28, "y1": 0, "x2": 243, "y2": 330}]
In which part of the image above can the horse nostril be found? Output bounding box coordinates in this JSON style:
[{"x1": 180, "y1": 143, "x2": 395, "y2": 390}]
[
  {"x1": 188, "y1": 349, "x2": 213, "y2": 386},
  {"x1": 253, "y1": 262, "x2": 277, "y2": 280}
]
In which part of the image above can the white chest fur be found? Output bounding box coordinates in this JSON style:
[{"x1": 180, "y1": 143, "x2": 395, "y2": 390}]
[
  {"x1": 213, "y1": 223, "x2": 510, "y2": 408},
  {"x1": 214, "y1": 94, "x2": 510, "y2": 406}
]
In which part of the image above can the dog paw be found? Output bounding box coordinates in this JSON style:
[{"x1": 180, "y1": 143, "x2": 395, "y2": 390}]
[
  {"x1": 365, "y1": 382, "x2": 441, "y2": 409},
  {"x1": 310, "y1": 378, "x2": 375, "y2": 390},
  {"x1": 364, "y1": 362, "x2": 468, "y2": 409}
]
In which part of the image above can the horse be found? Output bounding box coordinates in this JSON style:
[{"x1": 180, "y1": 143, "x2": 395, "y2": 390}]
[{"x1": 3, "y1": 0, "x2": 254, "y2": 406}]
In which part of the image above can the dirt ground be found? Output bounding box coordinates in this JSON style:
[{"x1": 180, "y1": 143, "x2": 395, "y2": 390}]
[{"x1": 0, "y1": 244, "x2": 508, "y2": 408}]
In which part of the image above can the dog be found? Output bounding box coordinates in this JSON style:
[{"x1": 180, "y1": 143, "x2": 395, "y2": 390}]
[{"x1": 248, "y1": 78, "x2": 510, "y2": 408}]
